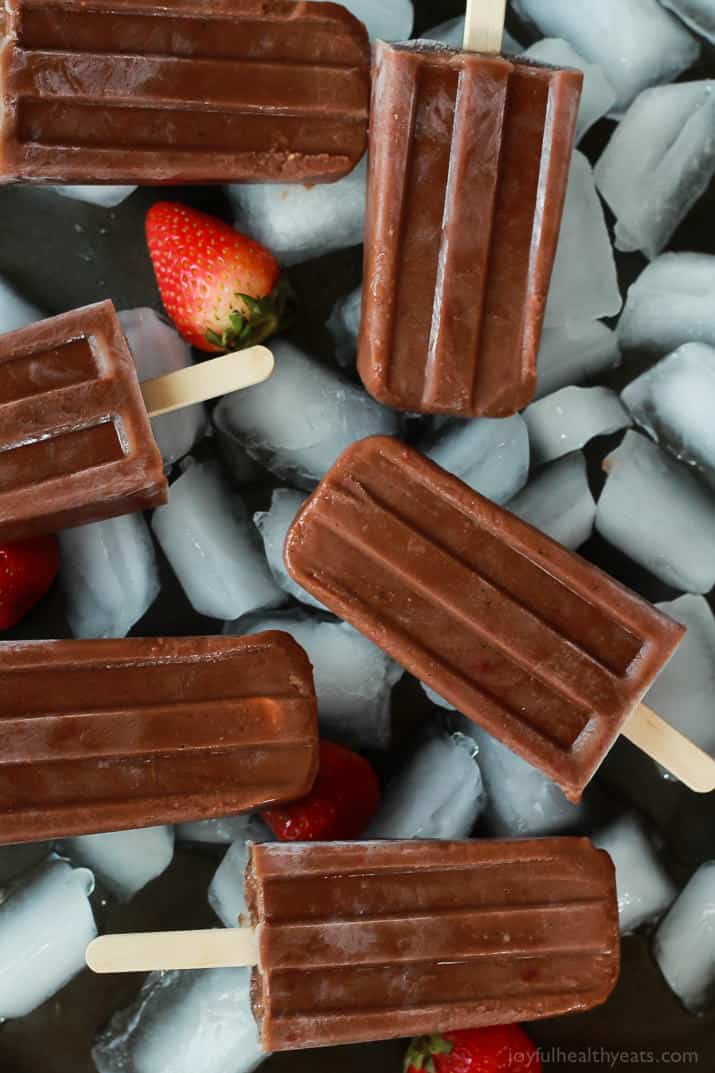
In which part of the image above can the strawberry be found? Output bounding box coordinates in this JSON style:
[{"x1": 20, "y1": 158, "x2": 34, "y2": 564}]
[
  {"x1": 145, "y1": 201, "x2": 292, "y2": 353},
  {"x1": 404, "y1": 1028, "x2": 542, "y2": 1073},
  {"x1": 261, "y1": 740, "x2": 380, "y2": 841},
  {"x1": 0, "y1": 534, "x2": 60, "y2": 631}
]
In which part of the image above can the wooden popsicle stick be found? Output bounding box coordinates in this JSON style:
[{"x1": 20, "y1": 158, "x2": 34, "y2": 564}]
[
  {"x1": 86, "y1": 927, "x2": 259, "y2": 974},
  {"x1": 140, "y1": 346, "x2": 274, "y2": 418},
  {"x1": 623, "y1": 704, "x2": 715, "y2": 794},
  {"x1": 463, "y1": 0, "x2": 507, "y2": 54}
]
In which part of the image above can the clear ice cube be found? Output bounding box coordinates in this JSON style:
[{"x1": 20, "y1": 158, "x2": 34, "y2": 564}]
[
  {"x1": 593, "y1": 813, "x2": 677, "y2": 933},
  {"x1": 507, "y1": 451, "x2": 596, "y2": 550},
  {"x1": 152, "y1": 462, "x2": 284, "y2": 620},
  {"x1": 545, "y1": 151, "x2": 622, "y2": 326},
  {"x1": 646, "y1": 595, "x2": 715, "y2": 759},
  {"x1": 364, "y1": 733, "x2": 485, "y2": 840},
  {"x1": 209, "y1": 835, "x2": 273, "y2": 929},
  {"x1": 326, "y1": 284, "x2": 362, "y2": 368},
  {"x1": 58, "y1": 827, "x2": 175, "y2": 903},
  {"x1": 661, "y1": 0, "x2": 715, "y2": 43},
  {"x1": 93, "y1": 968, "x2": 264, "y2": 1073},
  {"x1": 59, "y1": 512, "x2": 161, "y2": 638},
  {"x1": 212, "y1": 338, "x2": 400, "y2": 489},
  {"x1": 315, "y1": 0, "x2": 413, "y2": 41},
  {"x1": 524, "y1": 386, "x2": 630, "y2": 466},
  {"x1": 177, "y1": 814, "x2": 272, "y2": 847},
  {"x1": 49, "y1": 186, "x2": 137, "y2": 208},
  {"x1": 536, "y1": 321, "x2": 621, "y2": 399},
  {"x1": 595, "y1": 80, "x2": 715, "y2": 259},
  {"x1": 596, "y1": 430, "x2": 715, "y2": 593},
  {"x1": 254, "y1": 489, "x2": 326, "y2": 610},
  {"x1": 423, "y1": 415, "x2": 530, "y2": 505},
  {"x1": 618, "y1": 252, "x2": 715, "y2": 358},
  {"x1": 468, "y1": 725, "x2": 584, "y2": 838},
  {"x1": 0, "y1": 858, "x2": 96, "y2": 1019},
  {"x1": 653, "y1": 862, "x2": 715, "y2": 1013},
  {"x1": 227, "y1": 156, "x2": 367, "y2": 267},
  {"x1": 512, "y1": 0, "x2": 700, "y2": 114},
  {"x1": 0, "y1": 277, "x2": 41, "y2": 333},
  {"x1": 622, "y1": 343, "x2": 715, "y2": 481}
]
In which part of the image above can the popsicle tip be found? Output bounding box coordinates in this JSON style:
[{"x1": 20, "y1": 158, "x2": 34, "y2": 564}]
[
  {"x1": 224, "y1": 343, "x2": 275, "y2": 384},
  {"x1": 85, "y1": 936, "x2": 111, "y2": 974}
]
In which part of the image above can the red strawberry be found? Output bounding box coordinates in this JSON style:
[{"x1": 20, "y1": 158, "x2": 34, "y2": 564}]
[
  {"x1": 405, "y1": 1028, "x2": 542, "y2": 1073},
  {"x1": 261, "y1": 740, "x2": 380, "y2": 841},
  {"x1": 146, "y1": 201, "x2": 292, "y2": 353},
  {"x1": 0, "y1": 534, "x2": 60, "y2": 631}
]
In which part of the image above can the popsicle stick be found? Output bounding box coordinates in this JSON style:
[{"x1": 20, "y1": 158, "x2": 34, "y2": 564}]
[
  {"x1": 623, "y1": 705, "x2": 715, "y2": 793},
  {"x1": 86, "y1": 927, "x2": 259, "y2": 974},
  {"x1": 140, "y1": 346, "x2": 274, "y2": 418},
  {"x1": 463, "y1": 0, "x2": 507, "y2": 54}
]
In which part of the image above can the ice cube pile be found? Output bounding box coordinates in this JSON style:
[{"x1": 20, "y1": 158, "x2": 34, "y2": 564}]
[{"x1": 0, "y1": 0, "x2": 714, "y2": 1068}]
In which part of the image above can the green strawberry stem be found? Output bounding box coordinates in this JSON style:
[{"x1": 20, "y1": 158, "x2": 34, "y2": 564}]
[
  {"x1": 205, "y1": 278, "x2": 295, "y2": 352},
  {"x1": 405, "y1": 1035, "x2": 454, "y2": 1073}
]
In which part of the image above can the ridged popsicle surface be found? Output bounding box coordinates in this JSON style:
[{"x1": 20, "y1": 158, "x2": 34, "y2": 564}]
[{"x1": 247, "y1": 838, "x2": 620, "y2": 1050}]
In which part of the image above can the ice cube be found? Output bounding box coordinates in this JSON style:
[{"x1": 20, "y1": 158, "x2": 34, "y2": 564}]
[
  {"x1": 118, "y1": 308, "x2": 207, "y2": 467},
  {"x1": 661, "y1": 0, "x2": 715, "y2": 42},
  {"x1": 524, "y1": 387, "x2": 631, "y2": 466},
  {"x1": 177, "y1": 814, "x2": 272, "y2": 847},
  {"x1": 512, "y1": 0, "x2": 700, "y2": 114},
  {"x1": 521, "y1": 39, "x2": 617, "y2": 141},
  {"x1": 93, "y1": 968, "x2": 264, "y2": 1073},
  {"x1": 545, "y1": 151, "x2": 622, "y2": 326},
  {"x1": 618, "y1": 253, "x2": 715, "y2": 358},
  {"x1": 653, "y1": 862, "x2": 715, "y2": 1013},
  {"x1": 645, "y1": 595, "x2": 715, "y2": 758},
  {"x1": 0, "y1": 858, "x2": 96, "y2": 1019},
  {"x1": 254, "y1": 489, "x2": 325, "y2": 610},
  {"x1": 209, "y1": 834, "x2": 273, "y2": 929},
  {"x1": 421, "y1": 685, "x2": 455, "y2": 711},
  {"x1": 59, "y1": 512, "x2": 160, "y2": 638},
  {"x1": 593, "y1": 813, "x2": 677, "y2": 933},
  {"x1": 326, "y1": 284, "x2": 362, "y2": 367},
  {"x1": 211, "y1": 406, "x2": 264, "y2": 486},
  {"x1": 58, "y1": 827, "x2": 174, "y2": 903},
  {"x1": 152, "y1": 461, "x2": 284, "y2": 620},
  {"x1": 536, "y1": 321, "x2": 621, "y2": 398},
  {"x1": 48, "y1": 186, "x2": 137, "y2": 208},
  {"x1": 314, "y1": 0, "x2": 413, "y2": 41},
  {"x1": 364, "y1": 733, "x2": 485, "y2": 840},
  {"x1": 468, "y1": 726, "x2": 584, "y2": 838},
  {"x1": 507, "y1": 451, "x2": 596, "y2": 550},
  {"x1": 227, "y1": 156, "x2": 367, "y2": 267},
  {"x1": 0, "y1": 277, "x2": 41, "y2": 333},
  {"x1": 596, "y1": 430, "x2": 715, "y2": 593},
  {"x1": 228, "y1": 609, "x2": 403, "y2": 750},
  {"x1": 622, "y1": 344, "x2": 715, "y2": 482},
  {"x1": 212, "y1": 338, "x2": 400, "y2": 489},
  {"x1": 595, "y1": 80, "x2": 715, "y2": 260},
  {"x1": 0, "y1": 842, "x2": 52, "y2": 885},
  {"x1": 424, "y1": 16, "x2": 522, "y2": 52},
  {"x1": 423, "y1": 415, "x2": 530, "y2": 505}
]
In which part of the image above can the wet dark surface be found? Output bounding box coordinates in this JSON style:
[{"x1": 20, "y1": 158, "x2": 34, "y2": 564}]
[{"x1": 0, "y1": 0, "x2": 714, "y2": 1070}]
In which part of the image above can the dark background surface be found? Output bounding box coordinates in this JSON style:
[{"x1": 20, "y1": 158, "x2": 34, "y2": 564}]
[{"x1": 0, "y1": 1, "x2": 713, "y2": 1070}]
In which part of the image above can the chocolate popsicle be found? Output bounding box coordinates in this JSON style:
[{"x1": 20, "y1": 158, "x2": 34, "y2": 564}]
[
  {"x1": 284, "y1": 437, "x2": 686, "y2": 801},
  {"x1": 0, "y1": 0, "x2": 370, "y2": 184},
  {"x1": 86, "y1": 837, "x2": 620, "y2": 1049},
  {"x1": 357, "y1": 36, "x2": 582, "y2": 417},
  {"x1": 0, "y1": 300, "x2": 273, "y2": 542},
  {"x1": 0, "y1": 632, "x2": 318, "y2": 843}
]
